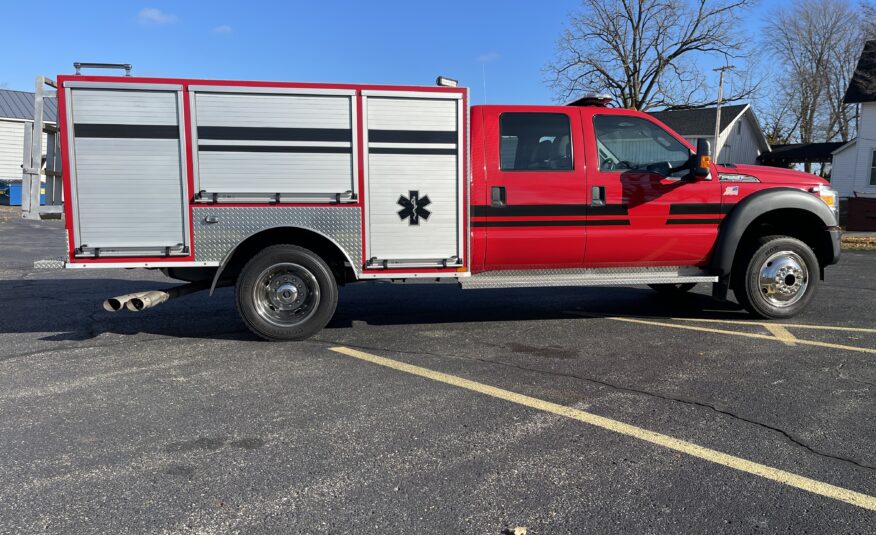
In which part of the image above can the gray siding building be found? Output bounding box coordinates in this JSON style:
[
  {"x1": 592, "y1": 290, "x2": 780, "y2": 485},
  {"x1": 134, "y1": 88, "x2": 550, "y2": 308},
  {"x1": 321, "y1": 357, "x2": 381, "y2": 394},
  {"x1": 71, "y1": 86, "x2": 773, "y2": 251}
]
[{"x1": 0, "y1": 89, "x2": 57, "y2": 181}]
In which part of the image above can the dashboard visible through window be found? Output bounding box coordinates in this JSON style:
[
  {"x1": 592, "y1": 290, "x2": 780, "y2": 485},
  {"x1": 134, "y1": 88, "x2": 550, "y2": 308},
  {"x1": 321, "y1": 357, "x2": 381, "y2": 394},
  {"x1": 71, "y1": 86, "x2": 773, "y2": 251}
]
[
  {"x1": 500, "y1": 113, "x2": 573, "y2": 171},
  {"x1": 594, "y1": 115, "x2": 691, "y2": 177}
]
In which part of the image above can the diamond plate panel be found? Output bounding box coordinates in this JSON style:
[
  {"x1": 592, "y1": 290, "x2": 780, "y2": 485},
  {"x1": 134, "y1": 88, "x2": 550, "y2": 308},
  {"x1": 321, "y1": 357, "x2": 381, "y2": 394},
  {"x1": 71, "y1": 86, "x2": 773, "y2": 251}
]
[
  {"x1": 34, "y1": 259, "x2": 66, "y2": 270},
  {"x1": 192, "y1": 207, "x2": 362, "y2": 274},
  {"x1": 460, "y1": 267, "x2": 717, "y2": 289}
]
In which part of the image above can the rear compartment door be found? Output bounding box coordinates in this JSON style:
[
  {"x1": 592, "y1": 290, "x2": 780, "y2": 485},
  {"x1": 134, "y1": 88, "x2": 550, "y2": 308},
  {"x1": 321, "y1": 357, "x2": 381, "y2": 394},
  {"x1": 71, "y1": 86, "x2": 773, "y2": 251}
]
[
  {"x1": 189, "y1": 86, "x2": 358, "y2": 203},
  {"x1": 65, "y1": 82, "x2": 189, "y2": 257},
  {"x1": 363, "y1": 91, "x2": 465, "y2": 269}
]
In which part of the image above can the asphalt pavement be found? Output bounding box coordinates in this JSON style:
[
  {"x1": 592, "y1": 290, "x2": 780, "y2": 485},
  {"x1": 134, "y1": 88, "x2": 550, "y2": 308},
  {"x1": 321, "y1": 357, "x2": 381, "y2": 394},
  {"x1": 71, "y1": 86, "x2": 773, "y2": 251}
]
[{"x1": 0, "y1": 208, "x2": 874, "y2": 534}]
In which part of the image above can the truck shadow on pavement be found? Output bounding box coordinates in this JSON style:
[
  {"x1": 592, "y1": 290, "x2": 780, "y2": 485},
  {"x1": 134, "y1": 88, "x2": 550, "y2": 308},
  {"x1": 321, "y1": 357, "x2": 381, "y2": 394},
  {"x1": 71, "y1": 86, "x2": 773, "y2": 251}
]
[{"x1": 0, "y1": 278, "x2": 748, "y2": 344}]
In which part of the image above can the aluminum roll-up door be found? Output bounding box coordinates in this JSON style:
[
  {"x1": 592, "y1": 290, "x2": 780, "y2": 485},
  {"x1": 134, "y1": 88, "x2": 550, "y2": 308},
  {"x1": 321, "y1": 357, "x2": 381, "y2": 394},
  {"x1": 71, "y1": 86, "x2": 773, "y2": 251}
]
[
  {"x1": 191, "y1": 88, "x2": 357, "y2": 203},
  {"x1": 66, "y1": 85, "x2": 189, "y2": 257},
  {"x1": 363, "y1": 92, "x2": 464, "y2": 268}
]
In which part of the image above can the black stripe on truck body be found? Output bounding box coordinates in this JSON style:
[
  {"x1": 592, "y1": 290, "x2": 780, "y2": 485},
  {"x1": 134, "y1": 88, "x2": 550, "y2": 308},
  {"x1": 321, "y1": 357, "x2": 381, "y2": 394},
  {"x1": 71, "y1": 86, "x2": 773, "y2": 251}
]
[
  {"x1": 369, "y1": 147, "x2": 457, "y2": 155},
  {"x1": 199, "y1": 145, "x2": 351, "y2": 154},
  {"x1": 666, "y1": 218, "x2": 723, "y2": 225},
  {"x1": 368, "y1": 130, "x2": 458, "y2": 144},
  {"x1": 198, "y1": 126, "x2": 352, "y2": 142},
  {"x1": 471, "y1": 204, "x2": 628, "y2": 217},
  {"x1": 471, "y1": 219, "x2": 630, "y2": 228},
  {"x1": 74, "y1": 124, "x2": 179, "y2": 139}
]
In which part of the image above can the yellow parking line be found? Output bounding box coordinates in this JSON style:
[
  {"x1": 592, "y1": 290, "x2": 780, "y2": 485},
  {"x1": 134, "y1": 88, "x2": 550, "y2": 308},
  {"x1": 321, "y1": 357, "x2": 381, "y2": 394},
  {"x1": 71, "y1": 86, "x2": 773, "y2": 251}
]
[
  {"x1": 329, "y1": 346, "x2": 876, "y2": 511},
  {"x1": 671, "y1": 317, "x2": 876, "y2": 334},
  {"x1": 602, "y1": 317, "x2": 876, "y2": 354},
  {"x1": 764, "y1": 324, "x2": 798, "y2": 346}
]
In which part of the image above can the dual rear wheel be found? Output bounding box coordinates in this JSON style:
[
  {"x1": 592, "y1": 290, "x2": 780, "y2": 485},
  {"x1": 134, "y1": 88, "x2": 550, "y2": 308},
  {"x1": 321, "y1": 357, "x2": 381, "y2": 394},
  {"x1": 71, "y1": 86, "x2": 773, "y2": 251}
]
[{"x1": 235, "y1": 244, "x2": 338, "y2": 341}]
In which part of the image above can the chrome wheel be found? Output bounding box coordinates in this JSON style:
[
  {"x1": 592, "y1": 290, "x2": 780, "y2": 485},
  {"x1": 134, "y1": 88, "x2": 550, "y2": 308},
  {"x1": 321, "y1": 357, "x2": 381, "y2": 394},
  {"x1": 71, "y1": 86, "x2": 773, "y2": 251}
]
[
  {"x1": 251, "y1": 262, "x2": 320, "y2": 327},
  {"x1": 758, "y1": 251, "x2": 808, "y2": 308}
]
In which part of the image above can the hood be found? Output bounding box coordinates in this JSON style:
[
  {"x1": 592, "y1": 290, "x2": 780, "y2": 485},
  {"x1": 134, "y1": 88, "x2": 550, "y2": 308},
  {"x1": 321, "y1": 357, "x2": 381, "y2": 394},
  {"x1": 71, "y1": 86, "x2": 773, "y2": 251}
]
[{"x1": 718, "y1": 164, "x2": 829, "y2": 187}]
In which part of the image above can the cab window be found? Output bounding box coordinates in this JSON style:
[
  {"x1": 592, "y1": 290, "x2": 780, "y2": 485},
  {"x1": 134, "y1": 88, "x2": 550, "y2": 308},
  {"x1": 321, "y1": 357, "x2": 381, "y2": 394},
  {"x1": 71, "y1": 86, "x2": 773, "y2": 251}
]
[
  {"x1": 594, "y1": 115, "x2": 691, "y2": 177},
  {"x1": 500, "y1": 113, "x2": 573, "y2": 171}
]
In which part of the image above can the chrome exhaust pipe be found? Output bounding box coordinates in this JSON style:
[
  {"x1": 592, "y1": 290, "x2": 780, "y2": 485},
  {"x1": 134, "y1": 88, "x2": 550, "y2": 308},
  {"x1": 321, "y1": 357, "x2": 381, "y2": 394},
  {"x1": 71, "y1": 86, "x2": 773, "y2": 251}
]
[
  {"x1": 125, "y1": 290, "x2": 170, "y2": 311},
  {"x1": 123, "y1": 281, "x2": 211, "y2": 312},
  {"x1": 103, "y1": 292, "x2": 149, "y2": 312}
]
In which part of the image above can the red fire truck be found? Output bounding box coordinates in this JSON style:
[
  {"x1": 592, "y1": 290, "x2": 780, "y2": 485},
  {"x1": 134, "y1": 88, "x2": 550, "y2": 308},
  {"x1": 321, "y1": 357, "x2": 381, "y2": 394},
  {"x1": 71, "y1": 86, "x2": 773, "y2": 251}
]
[{"x1": 22, "y1": 65, "x2": 841, "y2": 340}]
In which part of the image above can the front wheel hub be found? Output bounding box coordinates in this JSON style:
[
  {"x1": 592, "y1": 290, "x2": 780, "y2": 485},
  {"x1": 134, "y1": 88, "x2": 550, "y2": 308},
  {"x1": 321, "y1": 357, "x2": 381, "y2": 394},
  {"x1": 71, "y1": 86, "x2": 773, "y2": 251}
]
[{"x1": 758, "y1": 251, "x2": 808, "y2": 307}]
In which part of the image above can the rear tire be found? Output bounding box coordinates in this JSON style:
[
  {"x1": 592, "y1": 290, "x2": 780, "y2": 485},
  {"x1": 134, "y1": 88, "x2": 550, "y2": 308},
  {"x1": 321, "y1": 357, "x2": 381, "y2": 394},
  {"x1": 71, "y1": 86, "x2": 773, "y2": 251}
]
[
  {"x1": 733, "y1": 235, "x2": 818, "y2": 319},
  {"x1": 235, "y1": 244, "x2": 338, "y2": 341},
  {"x1": 648, "y1": 282, "x2": 697, "y2": 294}
]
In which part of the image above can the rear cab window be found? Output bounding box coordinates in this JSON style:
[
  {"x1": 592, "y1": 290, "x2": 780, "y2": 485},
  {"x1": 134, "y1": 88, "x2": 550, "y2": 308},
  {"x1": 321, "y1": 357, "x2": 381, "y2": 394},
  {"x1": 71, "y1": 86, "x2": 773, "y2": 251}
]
[{"x1": 500, "y1": 113, "x2": 573, "y2": 171}]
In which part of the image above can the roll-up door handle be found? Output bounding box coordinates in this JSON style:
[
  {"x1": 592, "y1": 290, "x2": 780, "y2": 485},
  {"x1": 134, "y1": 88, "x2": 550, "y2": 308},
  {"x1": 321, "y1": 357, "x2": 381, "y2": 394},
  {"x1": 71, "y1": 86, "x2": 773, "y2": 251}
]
[{"x1": 491, "y1": 186, "x2": 506, "y2": 207}]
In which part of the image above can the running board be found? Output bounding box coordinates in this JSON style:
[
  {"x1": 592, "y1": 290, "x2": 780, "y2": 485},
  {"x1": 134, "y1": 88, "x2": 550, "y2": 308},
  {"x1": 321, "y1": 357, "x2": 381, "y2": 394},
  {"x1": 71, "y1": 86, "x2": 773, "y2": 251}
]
[{"x1": 460, "y1": 267, "x2": 718, "y2": 290}]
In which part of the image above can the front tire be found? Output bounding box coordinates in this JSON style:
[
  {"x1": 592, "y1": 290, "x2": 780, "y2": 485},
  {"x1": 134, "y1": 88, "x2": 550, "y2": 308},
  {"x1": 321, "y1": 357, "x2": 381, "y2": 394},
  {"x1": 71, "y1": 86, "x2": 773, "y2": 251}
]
[
  {"x1": 235, "y1": 244, "x2": 338, "y2": 341},
  {"x1": 734, "y1": 235, "x2": 818, "y2": 319}
]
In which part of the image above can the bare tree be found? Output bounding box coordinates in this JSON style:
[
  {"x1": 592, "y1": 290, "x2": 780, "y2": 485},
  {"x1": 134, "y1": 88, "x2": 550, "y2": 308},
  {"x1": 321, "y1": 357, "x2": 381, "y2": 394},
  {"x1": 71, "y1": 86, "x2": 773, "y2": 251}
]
[
  {"x1": 545, "y1": 0, "x2": 757, "y2": 111},
  {"x1": 824, "y1": 31, "x2": 860, "y2": 143},
  {"x1": 862, "y1": 0, "x2": 876, "y2": 39},
  {"x1": 764, "y1": 0, "x2": 870, "y2": 154},
  {"x1": 759, "y1": 88, "x2": 801, "y2": 146}
]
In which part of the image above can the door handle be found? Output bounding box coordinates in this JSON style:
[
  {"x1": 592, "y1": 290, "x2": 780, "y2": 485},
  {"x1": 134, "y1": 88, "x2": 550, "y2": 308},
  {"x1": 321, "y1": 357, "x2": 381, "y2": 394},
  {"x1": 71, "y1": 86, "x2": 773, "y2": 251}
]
[
  {"x1": 591, "y1": 186, "x2": 606, "y2": 207},
  {"x1": 491, "y1": 186, "x2": 506, "y2": 207}
]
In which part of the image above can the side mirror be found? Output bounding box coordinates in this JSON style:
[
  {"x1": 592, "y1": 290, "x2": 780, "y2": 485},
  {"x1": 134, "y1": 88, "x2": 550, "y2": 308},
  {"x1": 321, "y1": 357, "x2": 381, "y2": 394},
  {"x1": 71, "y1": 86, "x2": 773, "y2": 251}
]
[{"x1": 692, "y1": 138, "x2": 712, "y2": 180}]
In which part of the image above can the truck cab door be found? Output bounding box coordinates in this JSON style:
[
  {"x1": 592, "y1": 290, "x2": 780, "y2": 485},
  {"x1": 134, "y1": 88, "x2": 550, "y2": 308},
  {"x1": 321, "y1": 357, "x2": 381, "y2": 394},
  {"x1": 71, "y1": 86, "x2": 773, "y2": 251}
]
[
  {"x1": 580, "y1": 110, "x2": 722, "y2": 267},
  {"x1": 473, "y1": 108, "x2": 588, "y2": 270}
]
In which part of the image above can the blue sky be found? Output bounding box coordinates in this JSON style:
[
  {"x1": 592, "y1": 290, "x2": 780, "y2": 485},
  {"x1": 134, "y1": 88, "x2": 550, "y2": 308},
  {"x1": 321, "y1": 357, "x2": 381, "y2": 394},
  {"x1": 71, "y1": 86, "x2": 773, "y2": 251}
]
[{"x1": 1, "y1": 1, "x2": 785, "y2": 105}]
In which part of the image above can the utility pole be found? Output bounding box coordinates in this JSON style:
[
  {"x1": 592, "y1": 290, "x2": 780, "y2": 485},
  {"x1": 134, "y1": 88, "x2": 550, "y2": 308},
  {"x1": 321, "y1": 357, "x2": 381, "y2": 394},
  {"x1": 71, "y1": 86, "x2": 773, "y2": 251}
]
[{"x1": 712, "y1": 65, "x2": 735, "y2": 163}]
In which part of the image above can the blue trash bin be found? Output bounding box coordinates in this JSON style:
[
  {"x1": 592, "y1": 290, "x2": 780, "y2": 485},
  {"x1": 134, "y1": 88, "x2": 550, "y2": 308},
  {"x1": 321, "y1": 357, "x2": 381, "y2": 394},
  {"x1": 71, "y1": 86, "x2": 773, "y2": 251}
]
[{"x1": 0, "y1": 180, "x2": 44, "y2": 206}]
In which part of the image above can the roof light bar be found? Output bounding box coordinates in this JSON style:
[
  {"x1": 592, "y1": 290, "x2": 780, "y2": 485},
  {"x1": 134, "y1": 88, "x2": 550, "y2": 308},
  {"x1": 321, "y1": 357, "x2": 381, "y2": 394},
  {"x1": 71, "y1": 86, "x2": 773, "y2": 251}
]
[
  {"x1": 566, "y1": 93, "x2": 613, "y2": 107},
  {"x1": 436, "y1": 76, "x2": 459, "y2": 88}
]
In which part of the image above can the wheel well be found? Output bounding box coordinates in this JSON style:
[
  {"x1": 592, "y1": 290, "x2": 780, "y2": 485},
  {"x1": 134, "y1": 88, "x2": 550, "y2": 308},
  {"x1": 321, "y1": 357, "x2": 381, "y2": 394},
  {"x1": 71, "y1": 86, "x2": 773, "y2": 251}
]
[
  {"x1": 733, "y1": 208, "x2": 833, "y2": 274},
  {"x1": 220, "y1": 227, "x2": 356, "y2": 285}
]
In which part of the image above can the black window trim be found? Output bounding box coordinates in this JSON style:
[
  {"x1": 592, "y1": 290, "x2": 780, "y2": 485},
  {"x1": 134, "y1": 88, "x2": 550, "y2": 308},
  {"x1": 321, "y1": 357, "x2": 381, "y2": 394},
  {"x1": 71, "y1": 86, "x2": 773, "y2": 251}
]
[
  {"x1": 591, "y1": 113, "x2": 693, "y2": 176},
  {"x1": 498, "y1": 111, "x2": 575, "y2": 173},
  {"x1": 869, "y1": 149, "x2": 876, "y2": 186}
]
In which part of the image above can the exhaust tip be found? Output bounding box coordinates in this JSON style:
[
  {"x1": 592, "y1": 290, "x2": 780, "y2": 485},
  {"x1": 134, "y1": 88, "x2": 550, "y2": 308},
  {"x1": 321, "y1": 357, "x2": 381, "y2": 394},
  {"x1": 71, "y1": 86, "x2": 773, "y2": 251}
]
[
  {"x1": 126, "y1": 298, "x2": 146, "y2": 312},
  {"x1": 103, "y1": 298, "x2": 124, "y2": 312}
]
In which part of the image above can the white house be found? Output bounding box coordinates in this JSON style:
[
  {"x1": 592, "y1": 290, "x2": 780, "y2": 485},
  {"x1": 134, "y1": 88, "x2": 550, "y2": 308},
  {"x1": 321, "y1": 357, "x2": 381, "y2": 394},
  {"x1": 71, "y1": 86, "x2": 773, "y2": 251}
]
[
  {"x1": 829, "y1": 40, "x2": 876, "y2": 199},
  {"x1": 649, "y1": 103, "x2": 771, "y2": 165},
  {"x1": 0, "y1": 89, "x2": 57, "y2": 182}
]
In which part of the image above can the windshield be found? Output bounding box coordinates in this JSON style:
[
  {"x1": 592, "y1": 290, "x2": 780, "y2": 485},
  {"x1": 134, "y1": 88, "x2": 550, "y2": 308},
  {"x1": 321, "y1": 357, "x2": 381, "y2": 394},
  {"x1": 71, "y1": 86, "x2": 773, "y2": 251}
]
[{"x1": 594, "y1": 115, "x2": 691, "y2": 176}]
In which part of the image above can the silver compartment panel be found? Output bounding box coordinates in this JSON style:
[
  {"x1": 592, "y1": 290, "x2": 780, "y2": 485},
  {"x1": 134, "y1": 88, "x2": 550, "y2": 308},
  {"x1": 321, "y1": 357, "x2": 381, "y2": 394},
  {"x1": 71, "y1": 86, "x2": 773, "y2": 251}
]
[{"x1": 192, "y1": 206, "x2": 363, "y2": 274}]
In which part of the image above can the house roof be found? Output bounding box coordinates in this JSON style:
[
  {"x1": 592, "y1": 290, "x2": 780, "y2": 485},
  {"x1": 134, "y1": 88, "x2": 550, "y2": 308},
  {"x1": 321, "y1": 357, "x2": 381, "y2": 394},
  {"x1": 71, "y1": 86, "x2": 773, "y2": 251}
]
[
  {"x1": 757, "y1": 142, "x2": 846, "y2": 165},
  {"x1": 832, "y1": 139, "x2": 857, "y2": 156},
  {"x1": 0, "y1": 89, "x2": 57, "y2": 122},
  {"x1": 649, "y1": 104, "x2": 749, "y2": 136},
  {"x1": 844, "y1": 40, "x2": 876, "y2": 104}
]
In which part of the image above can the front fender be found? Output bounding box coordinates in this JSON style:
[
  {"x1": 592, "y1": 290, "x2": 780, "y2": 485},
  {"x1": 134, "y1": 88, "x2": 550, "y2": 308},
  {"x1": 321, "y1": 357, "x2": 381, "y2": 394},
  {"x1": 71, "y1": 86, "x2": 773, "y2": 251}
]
[{"x1": 709, "y1": 187, "x2": 838, "y2": 298}]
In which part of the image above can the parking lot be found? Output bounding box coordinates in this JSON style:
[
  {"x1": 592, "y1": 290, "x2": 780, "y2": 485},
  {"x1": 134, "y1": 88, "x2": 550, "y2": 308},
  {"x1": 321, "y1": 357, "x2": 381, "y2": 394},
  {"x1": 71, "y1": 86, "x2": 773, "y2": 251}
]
[{"x1": 0, "y1": 208, "x2": 874, "y2": 533}]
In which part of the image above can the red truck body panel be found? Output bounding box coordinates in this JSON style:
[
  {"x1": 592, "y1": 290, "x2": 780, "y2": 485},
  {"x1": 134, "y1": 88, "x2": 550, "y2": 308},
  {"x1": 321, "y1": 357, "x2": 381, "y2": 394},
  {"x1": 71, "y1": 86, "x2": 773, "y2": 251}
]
[{"x1": 469, "y1": 105, "x2": 724, "y2": 273}]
